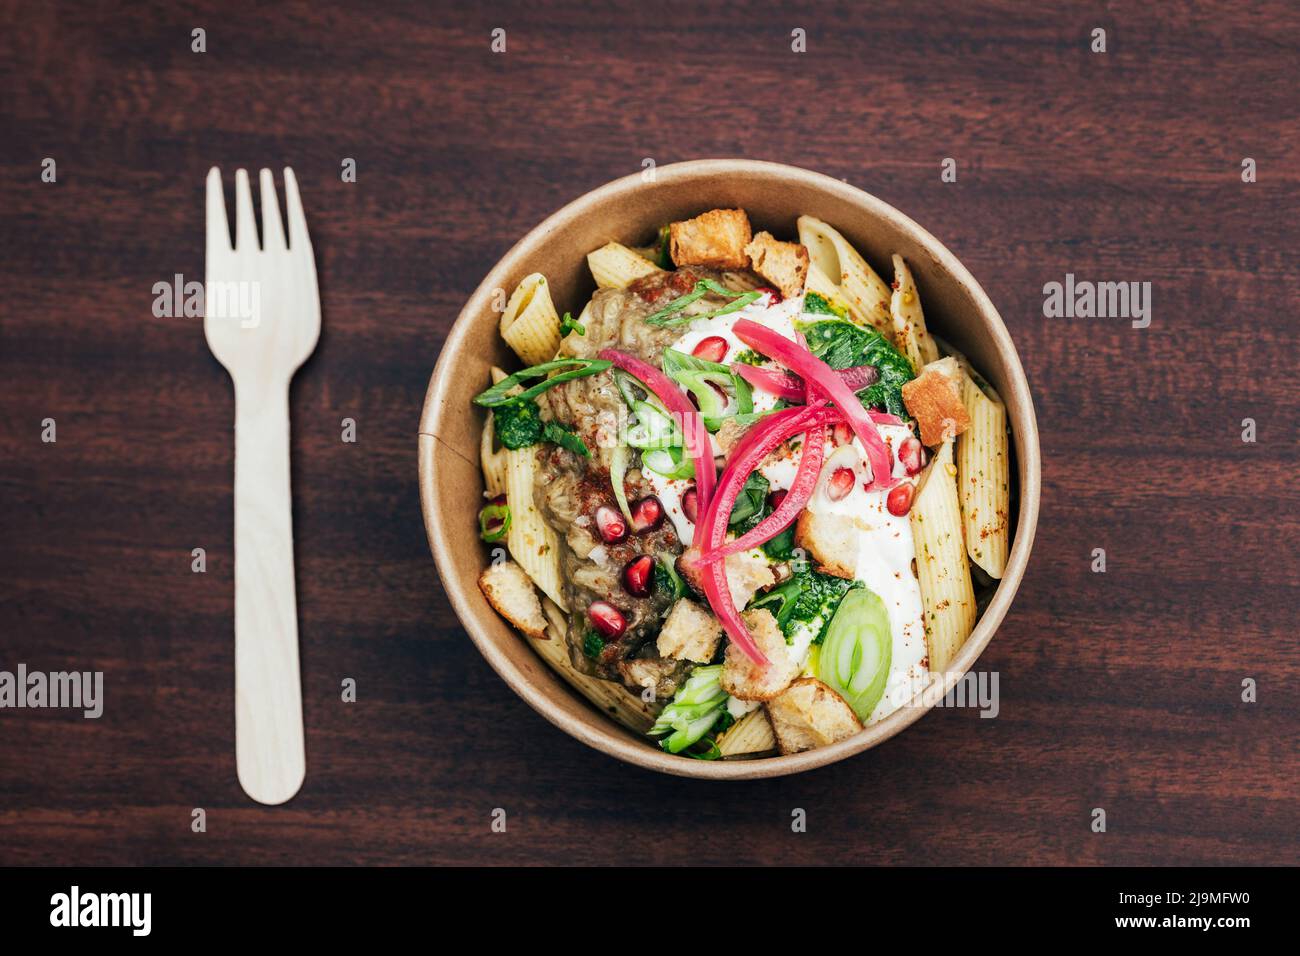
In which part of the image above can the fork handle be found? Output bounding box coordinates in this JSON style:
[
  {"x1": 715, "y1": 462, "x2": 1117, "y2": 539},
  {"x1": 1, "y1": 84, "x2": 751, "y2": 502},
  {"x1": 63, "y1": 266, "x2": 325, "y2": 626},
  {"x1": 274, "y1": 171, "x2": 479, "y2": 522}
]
[{"x1": 232, "y1": 382, "x2": 306, "y2": 804}]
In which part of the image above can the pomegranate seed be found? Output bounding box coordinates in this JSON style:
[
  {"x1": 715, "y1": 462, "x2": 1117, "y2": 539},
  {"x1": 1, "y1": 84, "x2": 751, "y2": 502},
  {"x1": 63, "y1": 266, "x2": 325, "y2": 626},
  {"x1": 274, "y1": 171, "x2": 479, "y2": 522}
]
[
  {"x1": 622, "y1": 555, "x2": 654, "y2": 598},
  {"x1": 691, "y1": 336, "x2": 729, "y2": 364},
  {"x1": 681, "y1": 487, "x2": 699, "y2": 524},
  {"x1": 826, "y1": 467, "x2": 855, "y2": 501},
  {"x1": 594, "y1": 505, "x2": 628, "y2": 544},
  {"x1": 887, "y1": 482, "x2": 915, "y2": 516},
  {"x1": 588, "y1": 601, "x2": 626, "y2": 638},
  {"x1": 767, "y1": 489, "x2": 788, "y2": 511},
  {"x1": 755, "y1": 285, "x2": 783, "y2": 303},
  {"x1": 832, "y1": 421, "x2": 853, "y2": 446},
  {"x1": 629, "y1": 495, "x2": 664, "y2": 533},
  {"x1": 898, "y1": 436, "x2": 925, "y2": 476}
]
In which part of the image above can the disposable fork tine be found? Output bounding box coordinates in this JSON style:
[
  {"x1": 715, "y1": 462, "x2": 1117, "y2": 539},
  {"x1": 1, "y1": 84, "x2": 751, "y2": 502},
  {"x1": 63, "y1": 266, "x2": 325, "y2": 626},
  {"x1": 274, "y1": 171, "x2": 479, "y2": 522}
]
[
  {"x1": 234, "y1": 168, "x2": 257, "y2": 251},
  {"x1": 206, "y1": 166, "x2": 230, "y2": 255},
  {"x1": 259, "y1": 168, "x2": 286, "y2": 251},
  {"x1": 282, "y1": 166, "x2": 311, "y2": 254}
]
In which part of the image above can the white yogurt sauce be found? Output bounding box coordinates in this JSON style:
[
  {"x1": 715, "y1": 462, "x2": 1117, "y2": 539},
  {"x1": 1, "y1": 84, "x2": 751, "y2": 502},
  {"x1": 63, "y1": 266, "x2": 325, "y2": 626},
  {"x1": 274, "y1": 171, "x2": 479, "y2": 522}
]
[{"x1": 799, "y1": 427, "x2": 927, "y2": 725}]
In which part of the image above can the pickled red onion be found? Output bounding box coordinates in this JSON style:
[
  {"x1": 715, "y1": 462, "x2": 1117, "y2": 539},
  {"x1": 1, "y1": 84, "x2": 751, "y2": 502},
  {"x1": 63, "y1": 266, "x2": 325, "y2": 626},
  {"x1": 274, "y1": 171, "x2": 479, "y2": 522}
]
[
  {"x1": 731, "y1": 320, "x2": 897, "y2": 490},
  {"x1": 699, "y1": 410, "x2": 835, "y2": 564},
  {"x1": 735, "y1": 363, "x2": 880, "y2": 403}
]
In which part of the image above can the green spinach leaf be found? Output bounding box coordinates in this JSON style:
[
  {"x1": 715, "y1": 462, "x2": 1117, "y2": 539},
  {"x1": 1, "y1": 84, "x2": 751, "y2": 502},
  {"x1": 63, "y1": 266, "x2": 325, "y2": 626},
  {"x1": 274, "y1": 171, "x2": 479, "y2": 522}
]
[{"x1": 795, "y1": 318, "x2": 915, "y2": 419}]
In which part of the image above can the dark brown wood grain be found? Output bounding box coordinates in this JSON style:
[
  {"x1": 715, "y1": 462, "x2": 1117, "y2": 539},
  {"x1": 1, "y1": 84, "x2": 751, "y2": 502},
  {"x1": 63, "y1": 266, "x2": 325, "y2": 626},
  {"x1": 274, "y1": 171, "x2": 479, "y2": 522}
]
[{"x1": 0, "y1": 0, "x2": 1296, "y2": 866}]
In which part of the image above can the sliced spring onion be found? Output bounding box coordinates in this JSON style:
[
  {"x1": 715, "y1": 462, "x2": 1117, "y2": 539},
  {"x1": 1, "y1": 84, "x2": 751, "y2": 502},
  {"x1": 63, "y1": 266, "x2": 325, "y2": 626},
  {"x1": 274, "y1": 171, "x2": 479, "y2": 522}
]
[
  {"x1": 661, "y1": 348, "x2": 754, "y2": 431},
  {"x1": 478, "y1": 500, "x2": 511, "y2": 543},
  {"x1": 817, "y1": 588, "x2": 892, "y2": 722},
  {"x1": 642, "y1": 446, "x2": 695, "y2": 479},
  {"x1": 625, "y1": 400, "x2": 682, "y2": 449},
  {"x1": 559, "y1": 311, "x2": 585, "y2": 336},
  {"x1": 472, "y1": 357, "x2": 611, "y2": 408},
  {"x1": 649, "y1": 665, "x2": 729, "y2": 754},
  {"x1": 609, "y1": 444, "x2": 634, "y2": 524},
  {"x1": 644, "y1": 279, "x2": 761, "y2": 328}
]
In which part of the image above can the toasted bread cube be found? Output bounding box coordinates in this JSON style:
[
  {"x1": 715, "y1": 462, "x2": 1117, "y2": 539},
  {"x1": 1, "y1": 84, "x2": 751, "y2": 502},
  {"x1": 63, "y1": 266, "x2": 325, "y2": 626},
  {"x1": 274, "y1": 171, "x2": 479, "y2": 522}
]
[
  {"x1": 721, "y1": 608, "x2": 802, "y2": 701},
  {"x1": 656, "y1": 598, "x2": 723, "y2": 663},
  {"x1": 726, "y1": 548, "x2": 775, "y2": 609},
  {"x1": 676, "y1": 547, "x2": 775, "y2": 609},
  {"x1": 766, "y1": 678, "x2": 864, "y2": 754},
  {"x1": 793, "y1": 510, "x2": 859, "y2": 580},
  {"x1": 901, "y1": 356, "x2": 971, "y2": 446},
  {"x1": 745, "y1": 231, "x2": 809, "y2": 299},
  {"x1": 669, "y1": 209, "x2": 753, "y2": 270},
  {"x1": 478, "y1": 560, "x2": 548, "y2": 639}
]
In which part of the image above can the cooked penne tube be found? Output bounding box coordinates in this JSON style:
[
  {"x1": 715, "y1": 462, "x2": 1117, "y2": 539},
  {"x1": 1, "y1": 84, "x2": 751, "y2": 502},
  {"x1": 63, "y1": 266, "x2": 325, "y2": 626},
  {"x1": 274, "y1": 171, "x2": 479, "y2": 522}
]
[
  {"x1": 889, "y1": 253, "x2": 941, "y2": 370},
  {"x1": 909, "y1": 440, "x2": 977, "y2": 673},
  {"x1": 956, "y1": 369, "x2": 1010, "y2": 579},
  {"x1": 586, "y1": 241, "x2": 664, "y2": 289},
  {"x1": 500, "y1": 273, "x2": 562, "y2": 365},
  {"x1": 716, "y1": 707, "x2": 778, "y2": 757},
  {"x1": 797, "y1": 215, "x2": 893, "y2": 337},
  {"x1": 534, "y1": 598, "x2": 659, "y2": 733},
  {"x1": 504, "y1": 443, "x2": 566, "y2": 611},
  {"x1": 479, "y1": 367, "x2": 511, "y2": 496}
]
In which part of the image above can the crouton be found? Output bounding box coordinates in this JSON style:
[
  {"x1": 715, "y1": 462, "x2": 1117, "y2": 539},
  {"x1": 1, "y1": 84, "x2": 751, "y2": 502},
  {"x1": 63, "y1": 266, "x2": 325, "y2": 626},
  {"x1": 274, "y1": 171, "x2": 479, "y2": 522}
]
[
  {"x1": 766, "y1": 678, "x2": 864, "y2": 754},
  {"x1": 656, "y1": 598, "x2": 723, "y2": 663},
  {"x1": 675, "y1": 547, "x2": 775, "y2": 610},
  {"x1": 901, "y1": 356, "x2": 971, "y2": 446},
  {"x1": 745, "y1": 231, "x2": 809, "y2": 299},
  {"x1": 793, "y1": 510, "x2": 860, "y2": 579},
  {"x1": 669, "y1": 208, "x2": 753, "y2": 270},
  {"x1": 721, "y1": 608, "x2": 802, "y2": 701},
  {"x1": 478, "y1": 560, "x2": 548, "y2": 639},
  {"x1": 726, "y1": 548, "x2": 775, "y2": 609}
]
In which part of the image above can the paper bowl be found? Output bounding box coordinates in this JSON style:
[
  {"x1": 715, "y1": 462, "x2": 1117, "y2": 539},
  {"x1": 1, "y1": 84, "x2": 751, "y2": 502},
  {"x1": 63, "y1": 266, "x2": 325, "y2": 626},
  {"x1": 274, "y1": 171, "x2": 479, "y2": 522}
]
[{"x1": 418, "y1": 159, "x2": 1040, "y2": 778}]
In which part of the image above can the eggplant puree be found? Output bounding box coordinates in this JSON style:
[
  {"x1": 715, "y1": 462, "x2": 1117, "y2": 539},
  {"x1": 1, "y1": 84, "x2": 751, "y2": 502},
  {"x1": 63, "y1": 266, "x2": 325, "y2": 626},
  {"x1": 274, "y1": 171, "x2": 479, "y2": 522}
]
[{"x1": 535, "y1": 268, "x2": 752, "y2": 697}]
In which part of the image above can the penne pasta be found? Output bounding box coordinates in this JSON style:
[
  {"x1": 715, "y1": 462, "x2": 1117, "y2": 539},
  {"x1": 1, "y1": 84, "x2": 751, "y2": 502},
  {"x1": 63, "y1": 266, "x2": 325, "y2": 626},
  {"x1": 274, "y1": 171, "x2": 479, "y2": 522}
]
[
  {"x1": 504, "y1": 443, "x2": 567, "y2": 611},
  {"x1": 716, "y1": 707, "x2": 778, "y2": 757},
  {"x1": 500, "y1": 273, "x2": 562, "y2": 366},
  {"x1": 909, "y1": 440, "x2": 977, "y2": 673},
  {"x1": 534, "y1": 598, "x2": 659, "y2": 733},
  {"x1": 479, "y1": 367, "x2": 511, "y2": 496},
  {"x1": 586, "y1": 241, "x2": 664, "y2": 289},
  {"x1": 797, "y1": 215, "x2": 893, "y2": 337},
  {"x1": 889, "y1": 253, "x2": 941, "y2": 371},
  {"x1": 956, "y1": 369, "x2": 1010, "y2": 579}
]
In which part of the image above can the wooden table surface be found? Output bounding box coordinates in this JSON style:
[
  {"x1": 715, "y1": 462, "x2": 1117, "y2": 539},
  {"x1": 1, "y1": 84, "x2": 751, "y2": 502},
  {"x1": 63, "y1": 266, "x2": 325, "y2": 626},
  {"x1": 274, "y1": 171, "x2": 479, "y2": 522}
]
[{"x1": 1, "y1": 0, "x2": 1296, "y2": 866}]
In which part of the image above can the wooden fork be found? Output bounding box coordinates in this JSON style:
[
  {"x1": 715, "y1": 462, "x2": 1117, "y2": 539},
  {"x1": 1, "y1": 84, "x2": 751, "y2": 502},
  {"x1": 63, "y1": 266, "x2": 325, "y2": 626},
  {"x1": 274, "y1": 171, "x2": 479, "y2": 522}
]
[{"x1": 204, "y1": 167, "x2": 319, "y2": 805}]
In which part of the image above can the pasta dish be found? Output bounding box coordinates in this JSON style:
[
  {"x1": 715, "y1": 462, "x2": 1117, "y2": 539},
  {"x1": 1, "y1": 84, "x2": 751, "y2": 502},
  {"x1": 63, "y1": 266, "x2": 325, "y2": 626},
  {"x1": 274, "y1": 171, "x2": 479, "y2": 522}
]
[{"x1": 470, "y1": 208, "x2": 1010, "y2": 759}]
